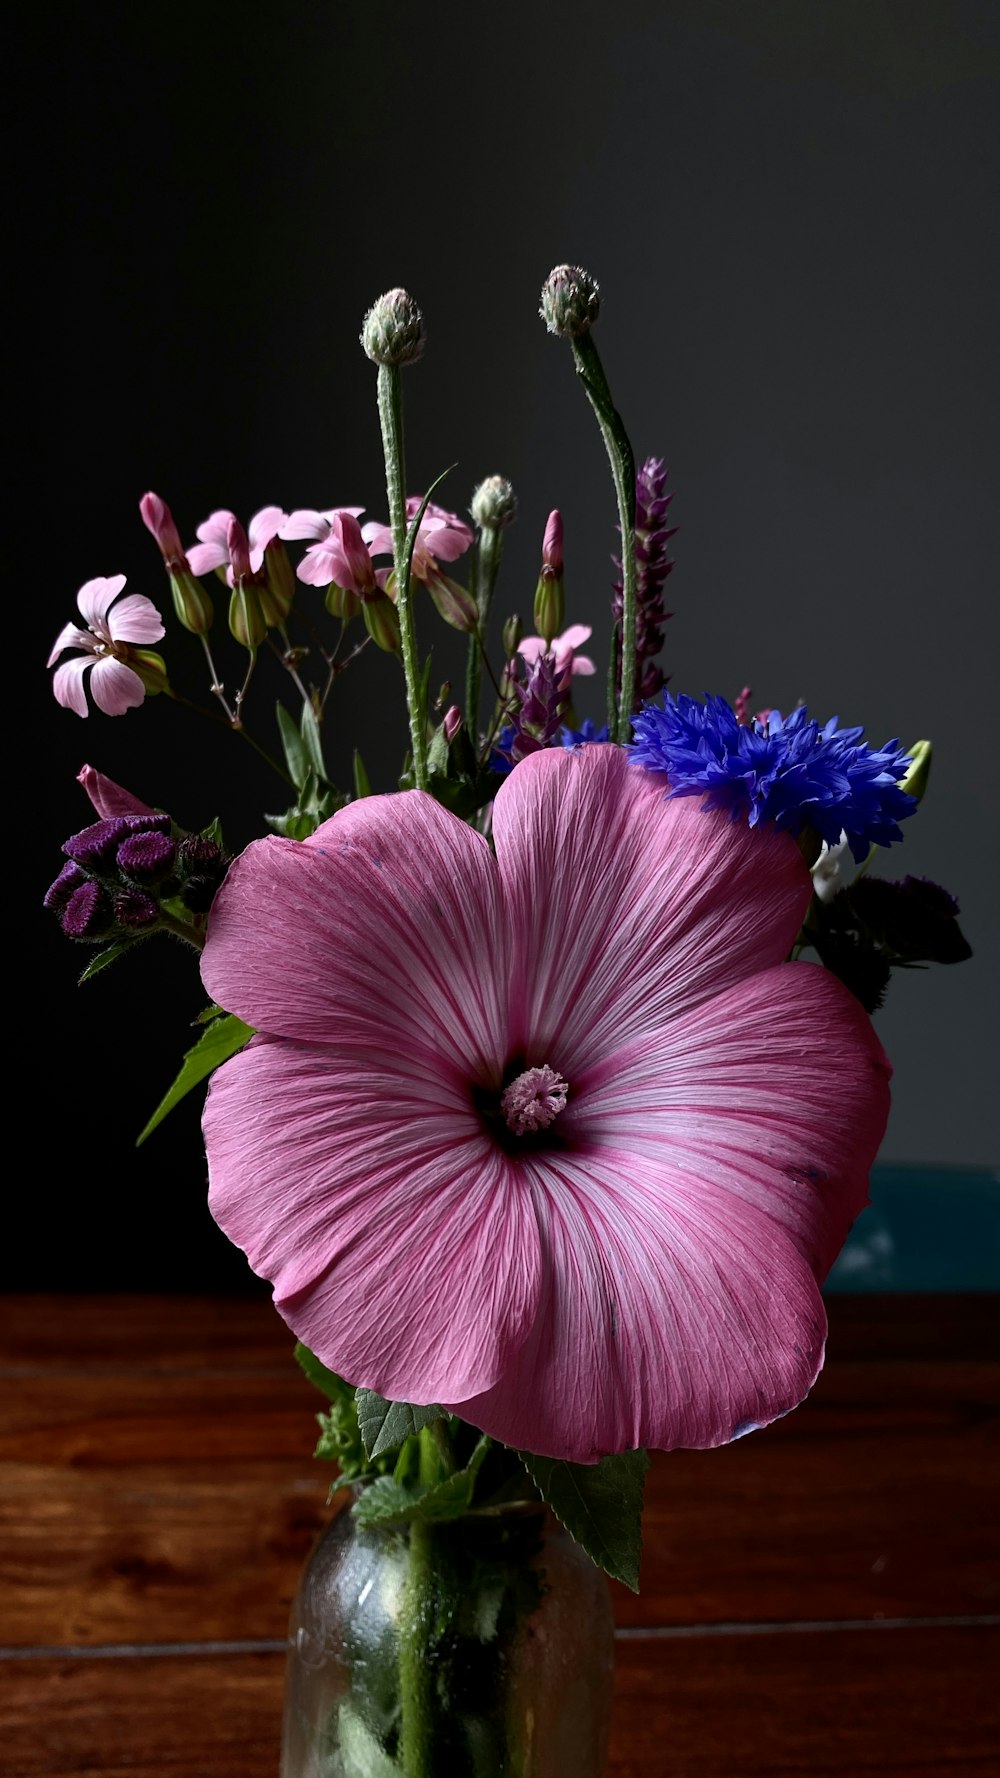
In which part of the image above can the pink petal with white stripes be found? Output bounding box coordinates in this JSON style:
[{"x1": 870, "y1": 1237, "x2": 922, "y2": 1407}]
[
  {"x1": 87, "y1": 656, "x2": 148, "y2": 716},
  {"x1": 203, "y1": 1036, "x2": 540, "y2": 1403},
  {"x1": 51, "y1": 656, "x2": 94, "y2": 716},
  {"x1": 492, "y1": 744, "x2": 811, "y2": 1074},
  {"x1": 75, "y1": 575, "x2": 127, "y2": 629},
  {"x1": 104, "y1": 592, "x2": 165, "y2": 646}
]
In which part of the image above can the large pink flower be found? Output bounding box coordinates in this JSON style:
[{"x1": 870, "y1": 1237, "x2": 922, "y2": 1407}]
[
  {"x1": 200, "y1": 745, "x2": 890, "y2": 1462},
  {"x1": 48, "y1": 576, "x2": 165, "y2": 717}
]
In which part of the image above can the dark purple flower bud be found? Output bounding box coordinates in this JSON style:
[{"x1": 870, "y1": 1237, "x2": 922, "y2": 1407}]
[
  {"x1": 116, "y1": 830, "x2": 178, "y2": 883},
  {"x1": 63, "y1": 818, "x2": 133, "y2": 869},
  {"x1": 113, "y1": 888, "x2": 160, "y2": 930},
  {"x1": 60, "y1": 880, "x2": 114, "y2": 940},
  {"x1": 44, "y1": 860, "x2": 89, "y2": 912}
]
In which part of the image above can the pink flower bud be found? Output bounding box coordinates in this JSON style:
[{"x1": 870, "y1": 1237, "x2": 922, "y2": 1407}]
[
  {"x1": 443, "y1": 706, "x2": 462, "y2": 744},
  {"x1": 542, "y1": 510, "x2": 563, "y2": 574},
  {"x1": 77, "y1": 765, "x2": 157, "y2": 819},
  {"x1": 334, "y1": 512, "x2": 378, "y2": 595},
  {"x1": 226, "y1": 516, "x2": 252, "y2": 584},
  {"x1": 139, "y1": 492, "x2": 186, "y2": 566}
]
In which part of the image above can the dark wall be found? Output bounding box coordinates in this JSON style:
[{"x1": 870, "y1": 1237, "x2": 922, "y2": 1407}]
[{"x1": 14, "y1": 2, "x2": 998, "y2": 1289}]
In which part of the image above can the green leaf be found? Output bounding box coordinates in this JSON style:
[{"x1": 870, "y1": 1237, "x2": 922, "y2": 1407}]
[
  {"x1": 356, "y1": 1391, "x2": 446, "y2": 1461},
  {"x1": 275, "y1": 700, "x2": 309, "y2": 791},
  {"x1": 78, "y1": 941, "x2": 131, "y2": 982},
  {"x1": 518, "y1": 1447, "x2": 649, "y2": 1591},
  {"x1": 352, "y1": 1436, "x2": 490, "y2": 1527},
  {"x1": 135, "y1": 1012, "x2": 253, "y2": 1146},
  {"x1": 353, "y1": 749, "x2": 373, "y2": 799},
  {"x1": 294, "y1": 1341, "x2": 347, "y2": 1402}
]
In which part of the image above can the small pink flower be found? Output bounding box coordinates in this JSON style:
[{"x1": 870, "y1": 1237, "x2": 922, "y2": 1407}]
[
  {"x1": 363, "y1": 497, "x2": 474, "y2": 582},
  {"x1": 518, "y1": 623, "x2": 596, "y2": 678},
  {"x1": 48, "y1": 577, "x2": 166, "y2": 718},
  {"x1": 77, "y1": 764, "x2": 157, "y2": 819},
  {"x1": 292, "y1": 511, "x2": 380, "y2": 595},
  {"x1": 187, "y1": 506, "x2": 289, "y2": 583}
]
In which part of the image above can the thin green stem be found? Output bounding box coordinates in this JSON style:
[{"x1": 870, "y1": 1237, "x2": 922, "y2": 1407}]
[
  {"x1": 569, "y1": 332, "x2": 637, "y2": 743},
  {"x1": 464, "y1": 527, "x2": 505, "y2": 738},
  {"x1": 376, "y1": 362, "x2": 428, "y2": 790},
  {"x1": 398, "y1": 1518, "x2": 438, "y2": 1778}
]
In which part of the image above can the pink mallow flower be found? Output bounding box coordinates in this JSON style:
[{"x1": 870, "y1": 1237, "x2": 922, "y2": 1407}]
[
  {"x1": 200, "y1": 745, "x2": 890, "y2": 1464},
  {"x1": 518, "y1": 622, "x2": 596, "y2": 678},
  {"x1": 48, "y1": 577, "x2": 165, "y2": 718},
  {"x1": 187, "y1": 506, "x2": 289, "y2": 583}
]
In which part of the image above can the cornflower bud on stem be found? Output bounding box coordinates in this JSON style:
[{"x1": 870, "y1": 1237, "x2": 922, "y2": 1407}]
[
  {"x1": 541, "y1": 267, "x2": 638, "y2": 742},
  {"x1": 464, "y1": 520, "x2": 508, "y2": 737},
  {"x1": 372, "y1": 344, "x2": 429, "y2": 790}
]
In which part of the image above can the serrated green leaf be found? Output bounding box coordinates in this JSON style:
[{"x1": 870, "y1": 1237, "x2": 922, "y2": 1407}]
[
  {"x1": 294, "y1": 1341, "x2": 347, "y2": 1402},
  {"x1": 518, "y1": 1447, "x2": 649, "y2": 1591},
  {"x1": 135, "y1": 1012, "x2": 253, "y2": 1147},
  {"x1": 352, "y1": 1436, "x2": 490, "y2": 1527},
  {"x1": 356, "y1": 1391, "x2": 446, "y2": 1460}
]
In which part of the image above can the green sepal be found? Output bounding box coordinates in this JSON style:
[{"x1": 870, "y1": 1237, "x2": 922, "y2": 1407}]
[
  {"x1": 518, "y1": 1447, "x2": 649, "y2": 1591},
  {"x1": 356, "y1": 1390, "x2": 447, "y2": 1461},
  {"x1": 351, "y1": 1435, "x2": 490, "y2": 1527},
  {"x1": 135, "y1": 1011, "x2": 254, "y2": 1147}
]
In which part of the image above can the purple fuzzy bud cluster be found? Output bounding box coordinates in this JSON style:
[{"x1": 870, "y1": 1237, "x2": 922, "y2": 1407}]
[
  {"x1": 491, "y1": 649, "x2": 574, "y2": 772},
  {"x1": 613, "y1": 456, "x2": 676, "y2": 709},
  {"x1": 43, "y1": 812, "x2": 229, "y2": 945}
]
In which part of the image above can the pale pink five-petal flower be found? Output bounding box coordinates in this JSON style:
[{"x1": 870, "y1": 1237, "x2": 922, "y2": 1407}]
[
  {"x1": 518, "y1": 622, "x2": 596, "y2": 678},
  {"x1": 200, "y1": 745, "x2": 890, "y2": 1464},
  {"x1": 48, "y1": 576, "x2": 165, "y2": 718},
  {"x1": 363, "y1": 496, "x2": 474, "y2": 583},
  {"x1": 187, "y1": 506, "x2": 289, "y2": 583},
  {"x1": 284, "y1": 509, "x2": 379, "y2": 593}
]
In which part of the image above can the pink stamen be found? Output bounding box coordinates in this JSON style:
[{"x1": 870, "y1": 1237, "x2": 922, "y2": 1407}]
[{"x1": 501, "y1": 1065, "x2": 569, "y2": 1136}]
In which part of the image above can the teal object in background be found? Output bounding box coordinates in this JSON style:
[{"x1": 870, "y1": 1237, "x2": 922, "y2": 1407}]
[{"x1": 825, "y1": 1164, "x2": 1000, "y2": 1292}]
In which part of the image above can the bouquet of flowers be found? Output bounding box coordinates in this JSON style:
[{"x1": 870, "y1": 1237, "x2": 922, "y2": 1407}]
[{"x1": 44, "y1": 265, "x2": 972, "y2": 1777}]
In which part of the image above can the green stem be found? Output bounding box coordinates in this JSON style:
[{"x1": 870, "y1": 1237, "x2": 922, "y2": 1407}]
[
  {"x1": 569, "y1": 332, "x2": 637, "y2": 743},
  {"x1": 464, "y1": 526, "x2": 505, "y2": 738},
  {"x1": 398, "y1": 1517, "x2": 438, "y2": 1778},
  {"x1": 376, "y1": 362, "x2": 428, "y2": 789}
]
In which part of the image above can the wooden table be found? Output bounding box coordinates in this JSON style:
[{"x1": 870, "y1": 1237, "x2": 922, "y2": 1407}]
[{"x1": 2, "y1": 1293, "x2": 997, "y2": 1776}]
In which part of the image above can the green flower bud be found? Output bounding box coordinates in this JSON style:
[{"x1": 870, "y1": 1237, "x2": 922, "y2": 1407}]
[
  {"x1": 361, "y1": 288, "x2": 426, "y2": 367},
  {"x1": 258, "y1": 538, "x2": 296, "y2": 627},
  {"x1": 325, "y1": 581, "x2": 362, "y2": 622},
  {"x1": 362, "y1": 589, "x2": 402, "y2": 653},
  {"x1": 129, "y1": 649, "x2": 170, "y2": 696},
  {"x1": 470, "y1": 475, "x2": 517, "y2": 532},
  {"x1": 502, "y1": 614, "x2": 523, "y2": 657},
  {"x1": 425, "y1": 571, "x2": 479, "y2": 634},
  {"x1": 228, "y1": 581, "x2": 268, "y2": 652},
  {"x1": 539, "y1": 264, "x2": 601, "y2": 338},
  {"x1": 169, "y1": 567, "x2": 214, "y2": 635},
  {"x1": 533, "y1": 566, "x2": 564, "y2": 647}
]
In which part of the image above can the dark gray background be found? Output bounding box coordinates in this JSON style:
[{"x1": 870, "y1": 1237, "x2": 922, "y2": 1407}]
[{"x1": 14, "y1": 1, "x2": 997, "y2": 1288}]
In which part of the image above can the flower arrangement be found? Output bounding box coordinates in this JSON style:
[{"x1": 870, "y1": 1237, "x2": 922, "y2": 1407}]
[{"x1": 44, "y1": 264, "x2": 972, "y2": 1771}]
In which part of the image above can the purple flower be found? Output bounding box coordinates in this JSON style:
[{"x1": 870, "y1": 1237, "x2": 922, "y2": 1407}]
[{"x1": 613, "y1": 457, "x2": 676, "y2": 708}]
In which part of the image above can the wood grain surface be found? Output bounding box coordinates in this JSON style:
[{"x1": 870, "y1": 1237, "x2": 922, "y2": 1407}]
[{"x1": 2, "y1": 1293, "x2": 997, "y2": 1776}]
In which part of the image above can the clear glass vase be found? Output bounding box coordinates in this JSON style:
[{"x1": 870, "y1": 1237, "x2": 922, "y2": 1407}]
[{"x1": 280, "y1": 1498, "x2": 615, "y2": 1777}]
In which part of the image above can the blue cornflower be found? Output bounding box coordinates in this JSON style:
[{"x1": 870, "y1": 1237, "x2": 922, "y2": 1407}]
[
  {"x1": 560, "y1": 719, "x2": 611, "y2": 750},
  {"x1": 627, "y1": 692, "x2": 917, "y2": 862}
]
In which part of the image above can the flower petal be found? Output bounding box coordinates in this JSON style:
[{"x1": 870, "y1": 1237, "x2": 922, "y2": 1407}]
[
  {"x1": 51, "y1": 656, "x2": 93, "y2": 716},
  {"x1": 492, "y1": 744, "x2": 811, "y2": 1075},
  {"x1": 105, "y1": 592, "x2": 165, "y2": 646},
  {"x1": 47, "y1": 622, "x2": 94, "y2": 667},
  {"x1": 203, "y1": 1036, "x2": 541, "y2": 1403},
  {"x1": 87, "y1": 657, "x2": 147, "y2": 716},
  {"x1": 201, "y1": 790, "x2": 511, "y2": 1083},
  {"x1": 76, "y1": 574, "x2": 128, "y2": 632}
]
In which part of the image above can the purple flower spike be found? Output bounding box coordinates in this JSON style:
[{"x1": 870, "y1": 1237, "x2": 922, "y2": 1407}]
[{"x1": 613, "y1": 456, "x2": 676, "y2": 709}]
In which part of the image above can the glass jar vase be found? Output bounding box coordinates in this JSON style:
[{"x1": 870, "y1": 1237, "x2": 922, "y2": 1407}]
[{"x1": 280, "y1": 1497, "x2": 615, "y2": 1777}]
